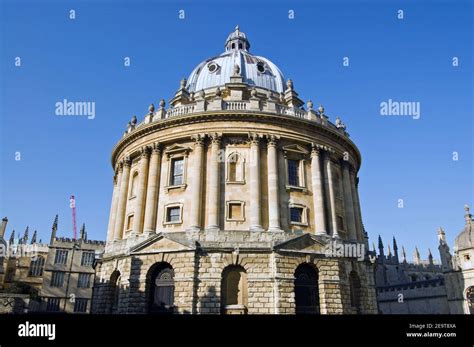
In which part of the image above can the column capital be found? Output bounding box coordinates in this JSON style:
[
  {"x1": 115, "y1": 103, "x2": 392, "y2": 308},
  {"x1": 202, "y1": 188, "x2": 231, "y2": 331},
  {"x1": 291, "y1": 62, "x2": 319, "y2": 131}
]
[
  {"x1": 266, "y1": 134, "x2": 279, "y2": 147},
  {"x1": 123, "y1": 156, "x2": 132, "y2": 167},
  {"x1": 191, "y1": 134, "x2": 206, "y2": 146},
  {"x1": 209, "y1": 133, "x2": 222, "y2": 145},
  {"x1": 151, "y1": 142, "x2": 162, "y2": 154},
  {"x1": 140, "y1": 146, "x2": 151, "y2": 159},
  {"x1": 248, "y1": 132, "x2": 261, "y2": 145}
]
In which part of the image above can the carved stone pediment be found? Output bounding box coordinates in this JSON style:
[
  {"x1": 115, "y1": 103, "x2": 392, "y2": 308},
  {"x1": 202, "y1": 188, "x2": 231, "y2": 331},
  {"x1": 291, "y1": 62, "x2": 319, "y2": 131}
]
[
  {"x1": 282, "y1": 144, "x2": 309, "y2": 156},
  {"x1": 130, "y1": 233, "x2": 195, "y2": 254},
  {"x1": 274, "y1": 233, "x2": 328, "y2": 254},
  {"x1": 164, "y1": 144, "x2": 191, "y2": 158}
]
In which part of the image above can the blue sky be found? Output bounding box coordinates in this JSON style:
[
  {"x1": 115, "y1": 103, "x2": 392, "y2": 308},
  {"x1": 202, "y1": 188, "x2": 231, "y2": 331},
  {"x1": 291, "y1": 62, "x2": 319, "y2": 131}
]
[{"x1": 0, "y1": 0, "x2": 472, "y2": 261}]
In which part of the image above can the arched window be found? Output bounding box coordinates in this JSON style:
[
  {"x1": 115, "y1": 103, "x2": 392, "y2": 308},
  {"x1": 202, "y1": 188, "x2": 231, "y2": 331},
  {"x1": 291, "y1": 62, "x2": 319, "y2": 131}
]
[
  {"x1": 227, "y1": 152, "x2": 244, "y2": 183},
  {"x1": 294, "y1": 263, "x2": 320, "y2": 314},
  {"x1": 108, "y1": 270, "x2": 121, "y2": 314},
  {"x1": 349, "y1": 271, "x2": 362, "y2": 313},
  {"x1": 148, "y1": 263, "x2": 174, "y2": 313},
  {"x1": 130, "y1": 172, "x2": 139, "y2": 197},
  {"x1": 221, "y1": 265, "x2": 248, "y2": 314},
  {"x1": 28, "y1": 256, "x2": 45, "y2": 277},
  {"x1": 466, "y1": 286, "x2": 474, "y2": 314}
]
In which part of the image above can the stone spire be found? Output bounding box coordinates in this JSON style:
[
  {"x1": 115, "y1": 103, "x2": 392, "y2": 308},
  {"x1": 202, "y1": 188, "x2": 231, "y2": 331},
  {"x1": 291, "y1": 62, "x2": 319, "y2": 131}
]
[
  {"x1": 438, "y1": 227, "x2": 453, "y2": 272},
  {"x1": 392, "y1": 237, "x2": 399, "y2": 264},
  {"x1": 9, "y1": 230, "x2": 15, "y2": 245},
  {"x1": 413, "y1": 247, "x2": 421, "y2": 265},
  {"x1": 50, "y1": 215, "x2": 58, "y2": 245},
  {"x1": 387, "y1": 244, "x2": 392, "y2": 258},
  {"x1": 80, "y1": 223, "x2": 87, "y2": 241},
  {"x1": 402, "y1": 246, "x2": 407, "y2": 263},
  {"x1": 428, "y1": 248, "x2": 434, "y2": 266},
  {"x1": 378, "y1": 235, "x2": 384, "y2": 257},
  {"x1": 0, "y1": 217, "x2": 7, "y2": 239},
  {"x1": 22, "y1": 226, "x2": 29, "y2": 244},
  {"x1": 31, "y1": 230, "x2": 37, "y2": 244}
]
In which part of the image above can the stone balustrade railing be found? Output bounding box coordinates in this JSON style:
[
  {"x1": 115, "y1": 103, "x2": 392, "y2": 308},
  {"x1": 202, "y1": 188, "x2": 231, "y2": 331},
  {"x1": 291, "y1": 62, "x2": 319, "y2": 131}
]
[{"x1": 125, "y1": 99, "x2": 348, "y2": 137}]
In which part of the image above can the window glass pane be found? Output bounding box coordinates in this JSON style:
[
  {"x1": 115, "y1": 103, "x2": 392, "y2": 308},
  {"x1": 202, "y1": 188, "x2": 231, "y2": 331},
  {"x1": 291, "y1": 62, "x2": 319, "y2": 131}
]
[
  {"x1": 290, "y1": 207, "x2": 303, "y2": 223},
  {"x1": 54, "y1": 250, "x2": 69, "y2": 265},
  {"x1": 172, "y1": 159, "x2": 184, "y2": 185},
  {"x1": 81, "y1": 252, "x2": 95, "y2": 266},
  {"x1": 78, "y1": 273, "x2": 91, "y2": 288},
  {"x1": 288, "y1": 160, "x2": 299, "y2": 186},
  {"x1": 51, "y1": 271, "x2": 65, "y2": 287},
  {"x1": 167, "y1": 207, "x2": 181, "y2": 222}
]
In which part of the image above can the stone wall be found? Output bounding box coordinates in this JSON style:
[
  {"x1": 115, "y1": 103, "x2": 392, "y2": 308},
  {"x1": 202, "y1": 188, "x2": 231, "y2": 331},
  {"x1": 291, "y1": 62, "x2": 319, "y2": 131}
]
[{"x1": 92, "y1": 249, "x2": 378, "y2": 315}]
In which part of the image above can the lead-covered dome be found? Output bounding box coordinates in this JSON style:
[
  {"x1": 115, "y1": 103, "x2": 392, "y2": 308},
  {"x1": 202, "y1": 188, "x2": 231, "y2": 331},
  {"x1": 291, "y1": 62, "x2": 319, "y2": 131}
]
[{"x1": 186, "y1": 26, "x2": 285, "y2": 93}]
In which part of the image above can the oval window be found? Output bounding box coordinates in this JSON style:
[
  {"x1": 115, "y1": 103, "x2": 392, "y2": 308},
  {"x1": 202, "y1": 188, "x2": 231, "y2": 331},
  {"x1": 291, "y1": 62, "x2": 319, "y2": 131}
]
[
  {"x1": 208, "y1": 62, "x2": 220, "y2": 73},
  {"x1": 257, "y1": 62, "x2": 266, "y2": 73}
]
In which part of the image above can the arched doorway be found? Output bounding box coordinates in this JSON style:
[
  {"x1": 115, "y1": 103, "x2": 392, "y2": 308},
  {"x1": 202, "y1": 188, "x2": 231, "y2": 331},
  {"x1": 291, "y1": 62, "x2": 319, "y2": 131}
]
[
  {"x1": 108, "y1": 270, "x2": 121, "y2": 314},
  {"x1": 148, "y1": 263, "x2": 174, "y2": 313},
  {"x1": 294, "y1": 263, "x2": 320, "y2": 314},
  {"x1": 349, "y1": 271, "x2": 362, "y2": 314},
  {"x1": 221, "y1": 265, "x2": 248, "y2": 314}
]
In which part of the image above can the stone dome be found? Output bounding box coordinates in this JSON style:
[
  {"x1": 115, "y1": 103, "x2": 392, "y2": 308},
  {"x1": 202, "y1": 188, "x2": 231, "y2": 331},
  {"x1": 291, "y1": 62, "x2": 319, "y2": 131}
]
[{"x1": 186, "y1": 26, "x2": 285, "y2": 93}]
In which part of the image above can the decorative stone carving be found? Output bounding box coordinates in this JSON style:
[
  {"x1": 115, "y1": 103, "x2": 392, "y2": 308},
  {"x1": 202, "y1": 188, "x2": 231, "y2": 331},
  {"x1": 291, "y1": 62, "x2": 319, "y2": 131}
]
[
  {"x1": 335, "y1": 116, "x2": 346, "y2": 130},
  {"x1": 148, "y1": 104, "x2": 155, "y2": 114}
]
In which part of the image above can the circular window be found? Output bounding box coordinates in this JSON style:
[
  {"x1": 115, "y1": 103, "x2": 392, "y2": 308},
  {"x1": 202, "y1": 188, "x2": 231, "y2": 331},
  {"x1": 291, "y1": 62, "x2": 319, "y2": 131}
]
[
  {"x1": 257, "y1": 62, "x2": 266, "y2": 73},
  {"x1": 208, "y1": 62, "x2": 219, "y2": 73}
]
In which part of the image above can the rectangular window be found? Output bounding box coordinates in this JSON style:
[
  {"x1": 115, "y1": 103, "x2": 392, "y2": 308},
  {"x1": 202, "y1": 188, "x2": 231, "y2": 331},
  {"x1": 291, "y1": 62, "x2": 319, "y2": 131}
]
[
  {"x1": 290, "y1": 207, "x2": 303, "y2": 223},
  {"x1": 50, "y1": 271, "x2": 65, "y2": 287},
  {"x1": 46, "y1": 298, "x2": 60, "y2": 312},
  {"x1": 166, "y1": 207, "x2": 181, "y2": 223},
  {"x1": 77, "y1": 273, "x2": 91, "y2": 288},
  {"x1": 228, "y1": 202, "x2": 243, "y2": 221},
  {"x1": 74, "y1": 298, "x2": 88, "y2": 313},
  {"x1": 54, "y1": 249, "x2": 69, "y2": 265},
  {"x1": 171, "y1": 158, "x2": 184, "y2": 186},
  {"x1": 337, "y1": 215, "x2": 345, "y2": 231},
  {"x1": 288, "y1": 159, "x2": 299, "y2": 186},
  {"x1": 126, "y1": 214, "x2": 134, "y2": 230},
  {"x1": 80, "y1": 252, "x2": 95, "y2": 267}
]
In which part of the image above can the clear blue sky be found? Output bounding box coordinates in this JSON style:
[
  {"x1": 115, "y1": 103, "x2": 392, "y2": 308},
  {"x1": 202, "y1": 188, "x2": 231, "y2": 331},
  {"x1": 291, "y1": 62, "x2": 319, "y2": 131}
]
[{"x1": 0, "y1": 0, "x2": 472, "y2": 262}]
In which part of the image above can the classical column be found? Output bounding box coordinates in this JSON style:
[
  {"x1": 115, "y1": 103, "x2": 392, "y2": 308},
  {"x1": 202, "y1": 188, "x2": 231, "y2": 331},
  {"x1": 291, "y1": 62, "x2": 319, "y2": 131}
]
[
  {"x1": 206, "y1": 134, "x2": 221, "y2": 230},
  {"x1": 267, "y1": 135, "x2": 282, "y2": 232},
  {"x1": 188, "y1": 135, "x2": 205, "y2": 231},
  {"x1": 325, "y1": 153, "x2": 339, "y2": 238},
  {"x1": 341, "y1": 161, "x2": 357, "y2": 241},
  {"x1": 350, "y1": 172, "x2": 364, "y2": 242},
  {"x1": 311, "y1": 146, "x2": 326, "y2": 235},
  {"x1": 143, "y1": 143, "x2": 162, "y2": 234},
  {"x1": 114, "y1": 157, "x2": 132, "y2": 240},
  {"x1": 249, "y1": 133, "x2": 263, "y2": 231},
  {"x1": 132, "y1": 147, "x2": 151, "y2": 234},
  {"x1": 106, "y1": 168, "x2": 121, "y2": 242}
]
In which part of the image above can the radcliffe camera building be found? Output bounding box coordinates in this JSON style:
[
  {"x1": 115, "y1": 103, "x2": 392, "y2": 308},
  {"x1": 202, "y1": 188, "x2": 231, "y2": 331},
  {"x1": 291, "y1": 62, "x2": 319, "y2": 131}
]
[{"x1": 92, "y1": 27, "x2": 378, "y2": 314}]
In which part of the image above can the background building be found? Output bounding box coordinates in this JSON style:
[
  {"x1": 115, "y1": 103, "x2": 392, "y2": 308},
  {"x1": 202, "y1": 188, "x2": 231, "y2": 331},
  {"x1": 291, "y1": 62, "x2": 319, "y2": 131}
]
[
  {"x1": 92, "y1": 27, "x2": 378, "y2": 315},
  {"x1": 374, "y1": 237, "x2": 448, "y2": 314},
  {"x1": 439, "y1": 205, "x2": 474, "y2": 314},
  {"x1": 0, "y1": 216, "x2": 105, "y2": 313}
]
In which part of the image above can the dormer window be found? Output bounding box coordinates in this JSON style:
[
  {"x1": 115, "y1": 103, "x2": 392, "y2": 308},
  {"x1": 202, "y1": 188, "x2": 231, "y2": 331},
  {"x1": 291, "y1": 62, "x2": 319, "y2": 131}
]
[{"x1": 257, "y1": 62, "x2": 266, "y2": 73}]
